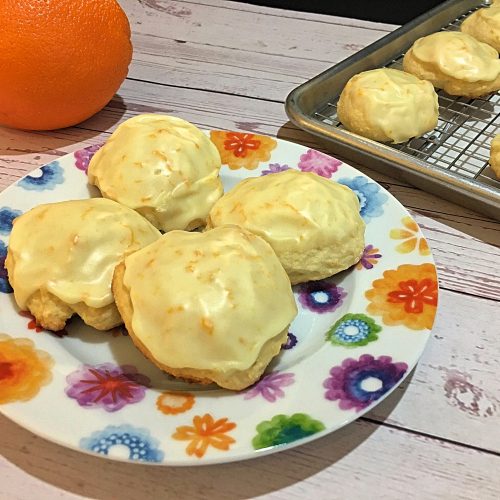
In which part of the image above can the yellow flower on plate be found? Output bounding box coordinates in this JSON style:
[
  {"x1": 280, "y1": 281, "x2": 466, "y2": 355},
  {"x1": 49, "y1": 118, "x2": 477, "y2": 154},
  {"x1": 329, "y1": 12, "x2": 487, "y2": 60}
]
[
  {"x1": 390, "y1": 216, "x2": 430, "y2": 255},
  {"x1": 210, "y1": 131, "x2": 277, "y2": 170},
  {"x1": 156, "y1": 391, "x2": 195, "y2": 415},
  {"x1": 365, "y1": 263, "x2": 438, "y2": 330},
  {"x1": 0, "y1": 334, "x2": 54, "y2": 404},
  {"x1": 172, "y1": 413, "x2": 236, "y2": 458}
]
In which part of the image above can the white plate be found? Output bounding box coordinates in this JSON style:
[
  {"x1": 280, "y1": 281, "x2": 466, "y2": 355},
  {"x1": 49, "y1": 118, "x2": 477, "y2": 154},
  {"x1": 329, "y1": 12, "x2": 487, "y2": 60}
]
[{"x1": 0, "y1": 131, "x2": 438, "y2": 465}]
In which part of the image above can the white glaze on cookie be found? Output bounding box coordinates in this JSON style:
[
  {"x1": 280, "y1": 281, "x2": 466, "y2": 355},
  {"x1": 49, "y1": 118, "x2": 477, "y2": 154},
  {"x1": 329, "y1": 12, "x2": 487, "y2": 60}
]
[
  {"x1": 411, "y1": 32, "x2": 500, "y2": 82},
  {"x1": 6, "y1": 198, "x2": 161, "y2": 309},
  {"x1": 337, "y1": 68, "x2": 438, "y2": 143},
  {"x1": 122, "y1": 226, "x2": 297, "y2": 372},
  {"x1": 88, "y1": 114, "x2": 223, "y2": 231},
  {"x1": 207, "y1": 170, "x2": 365, "y2": 283}
]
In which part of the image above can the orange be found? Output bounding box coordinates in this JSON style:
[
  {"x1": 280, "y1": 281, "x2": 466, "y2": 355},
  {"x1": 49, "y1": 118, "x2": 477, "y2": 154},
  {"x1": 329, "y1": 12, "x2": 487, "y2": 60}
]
[{"x1": 0, "y1": 0, "x2": 132, "y2": 130}]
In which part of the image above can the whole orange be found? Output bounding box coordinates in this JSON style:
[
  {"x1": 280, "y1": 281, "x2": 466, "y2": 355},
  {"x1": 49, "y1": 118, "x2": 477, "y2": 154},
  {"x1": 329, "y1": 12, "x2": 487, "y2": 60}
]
[{"x1": 0, "y1": 0, "x2": 132, "y2": 130}]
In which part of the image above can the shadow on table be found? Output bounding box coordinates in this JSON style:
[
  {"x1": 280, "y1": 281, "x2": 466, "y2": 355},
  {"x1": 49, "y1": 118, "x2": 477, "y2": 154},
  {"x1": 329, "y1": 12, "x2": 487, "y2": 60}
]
[
  {"x1": 0, "y1": 372, "x2": 413, "y2": 500},
  {"x1": 0, "y1": 94, "x2": 128, "y2": 157},
  {"x1": 276, "y1": 121, "x2": 499, "y2": 246}
]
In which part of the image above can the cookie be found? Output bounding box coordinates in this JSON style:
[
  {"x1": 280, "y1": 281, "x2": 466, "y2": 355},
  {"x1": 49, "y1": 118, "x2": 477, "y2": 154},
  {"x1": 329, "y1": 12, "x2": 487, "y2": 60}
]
[
  {"x1": 206, "y1": 169, "x2": 365, "y2": 284},
  {"x1": 489, "y1": 134, "x2": 500, "y2": 179},
  {"x1": 337, "y1": 68, "x2": 439, "y2": 143},
  {"x1": 403, "y1": 31, "x2": 500, "y2": 97},
  {"x1": 5, "y1": 198, "x2": 160, "y2": 331},
  {"x1": 88, "y1": 114, "x2": 223, "y2": 232},
  {"x1": 461, "y1": 5, "x2": 500, "y2": 52},
  {"x1": 112, "y1": 226, "x2": 297, "y2": 390}
]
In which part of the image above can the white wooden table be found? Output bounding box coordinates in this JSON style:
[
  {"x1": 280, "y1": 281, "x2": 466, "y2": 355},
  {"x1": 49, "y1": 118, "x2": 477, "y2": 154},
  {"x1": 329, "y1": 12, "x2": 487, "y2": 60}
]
[{"x1": 1, "y1": 1, "x2": 499, "y2": 498}]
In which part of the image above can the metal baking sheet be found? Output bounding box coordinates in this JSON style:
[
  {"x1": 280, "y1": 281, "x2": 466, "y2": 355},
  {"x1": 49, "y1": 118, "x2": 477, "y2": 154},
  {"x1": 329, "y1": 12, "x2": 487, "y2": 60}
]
[{"x1": 285, "y1": 0, "x2": 500, "y2": 220}]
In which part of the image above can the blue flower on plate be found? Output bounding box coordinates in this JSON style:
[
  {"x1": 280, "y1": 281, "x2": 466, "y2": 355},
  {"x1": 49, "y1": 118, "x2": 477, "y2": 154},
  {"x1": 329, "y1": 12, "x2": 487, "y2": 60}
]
[
  {"x1": 326, "y1": 313, "x2": 382, "y2": 347},
  {"x1": 0, "y1": 207, "x2": 22, "y2": 235},
  {"x1": 18, "y1": 161, "x2": 64, "y2": 191},
  {"x1": 80, "y1": 424, "x2": 164, "y2": 463},
  {"x1": 324, "y1": 354, "x2": 408, "y2": 411},
  {"x1": 297, "y1": 279, "x2": 347, "y2": 314},
  {"x1": 338, "y1": 176, "x2": 388, "y2": 222},
  {"x1": 0, "y1": 241, "x2": 13, "y2": 294}
]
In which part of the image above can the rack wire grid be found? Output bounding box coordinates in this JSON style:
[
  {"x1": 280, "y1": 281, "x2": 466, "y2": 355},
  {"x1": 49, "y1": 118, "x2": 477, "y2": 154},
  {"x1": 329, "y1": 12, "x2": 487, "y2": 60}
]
[{"x1": 314, "y1": 3, "x2": 500, "y2": 190}]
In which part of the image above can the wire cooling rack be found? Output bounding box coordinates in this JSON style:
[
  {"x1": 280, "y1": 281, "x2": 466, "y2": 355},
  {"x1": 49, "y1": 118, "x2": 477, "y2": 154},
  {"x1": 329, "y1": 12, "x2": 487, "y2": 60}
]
[
  {"x1": 287, "y1": 0, "x2": 500, "y2": 218},
  {"x1": 314, "y1": 4, "x2": 500, "y2": 188}
]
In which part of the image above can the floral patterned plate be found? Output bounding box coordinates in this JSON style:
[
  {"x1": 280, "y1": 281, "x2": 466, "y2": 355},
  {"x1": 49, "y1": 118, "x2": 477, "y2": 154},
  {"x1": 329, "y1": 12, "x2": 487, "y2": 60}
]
[{"x1": 0, "y1": 131, "x2": 438, "y2": 465}]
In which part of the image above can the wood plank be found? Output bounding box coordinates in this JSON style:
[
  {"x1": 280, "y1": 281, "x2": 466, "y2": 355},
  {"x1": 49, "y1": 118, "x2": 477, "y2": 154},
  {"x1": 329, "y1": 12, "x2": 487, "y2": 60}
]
[
  {"x1": 1, "y1": 412, "x2": 498, "y2": 500},
  {"x1": 1, "y1": 81, "x2": 499, "y2": 300},
  {"x1": 367, "y1": 289, "x2": 500, "y2": 452},
  {"x1": 178, "y1": 0, "x2": 398, "y2": 31},
  {"x1": 127, "y1": 0, "x2": 393, "y2": 56},
  {"x1": 1, "y1": 457, "x2": 81, "y2": 500},
  {"x1": 413, "y1": 212, "x2": 500, "y2": 300},
  {"x1": 124, "y1": 0, "x2": 391, "y2": 101}
]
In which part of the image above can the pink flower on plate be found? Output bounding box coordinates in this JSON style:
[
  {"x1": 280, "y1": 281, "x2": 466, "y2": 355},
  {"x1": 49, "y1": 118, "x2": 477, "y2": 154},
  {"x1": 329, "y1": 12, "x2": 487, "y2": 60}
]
[
  {"x1": 244, "y1": 372, "x2": 295, "y2": 403},
  {"x1": 74, "y1": 143, "x2": 103, "y2": 174},
  {"x1": 65, "y1": 363, "x2": 151, "y2": 412},
  {"x1": 298, "y1": 149, "x2": 342, "y2": 178}
]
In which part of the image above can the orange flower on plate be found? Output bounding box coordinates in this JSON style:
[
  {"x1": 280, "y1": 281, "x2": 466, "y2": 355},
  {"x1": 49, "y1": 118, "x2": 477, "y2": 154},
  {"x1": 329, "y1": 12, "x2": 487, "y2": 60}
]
[
  {"x1": 390, "y1": 216, "x2": 430, "y2": 256},
  {"x1": 0, "y1": 334, "x2": 54, "y2": 404},
  {"x1": 210, "y1": 131, "x2": 277, "y2": 170},
  {"x1": 365, "y1": 263, "x2": 438, "y2": 330},
  {"x1": 156, "y1": 391, "x2": 195, "y2": 415},
  {"x1": 172, "y1": 413, "x2": 236, "y2": 458}
]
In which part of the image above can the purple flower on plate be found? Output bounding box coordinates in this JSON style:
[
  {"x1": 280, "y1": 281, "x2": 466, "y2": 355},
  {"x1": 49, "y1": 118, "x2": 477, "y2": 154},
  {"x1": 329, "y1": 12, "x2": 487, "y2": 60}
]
[
  {"x1": 65, "y1": 362, "x2": 151, "y2": 412},
  {"x1": 323, "y1": 354, "x2": 408, "y2": 411},
  {"x1": 244, "y1": 372, "x2": 295, "y2": 402},
  {"x1": 261, "y1": 163, "x2": 291, "y2": 176},
  {"x1": 74, "y1": 143, "x2": 103, "y2": 174},
  {"x1": 356, "y1": 244, "x2": 382, "y2": 270},
  {"x1": 282, "y1": 332, "x2": 298, "y2": 350},
  {"x1": 298, "y1": 149, "x2": 342, "y2": 178},
  {"x1": 297, "y1": 279, "x2": 347, "y2": 314}
]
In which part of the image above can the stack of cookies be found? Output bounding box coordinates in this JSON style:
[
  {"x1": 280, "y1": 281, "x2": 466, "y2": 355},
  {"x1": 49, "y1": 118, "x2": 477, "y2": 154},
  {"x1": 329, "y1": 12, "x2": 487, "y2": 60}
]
[{"x1": 5, "y1": 114, "x2": 365, "y2": 390}]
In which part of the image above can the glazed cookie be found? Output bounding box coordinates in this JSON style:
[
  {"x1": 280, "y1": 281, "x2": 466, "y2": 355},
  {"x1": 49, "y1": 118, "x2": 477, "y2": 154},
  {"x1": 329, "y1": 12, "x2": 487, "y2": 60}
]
[
  {"x1": 112, "y1": 225, "x2": 297, "y2": 391},
  {"x1": 5, "y1": 198, "x2": 161, "y2": 331},
  {"x1": 337, "y1": 68, "x2": 439, "y2": 143},
  {"x1": 403, "y1": 31, "x2": 500, "y2": 98},
  {"x1": 88, "y1": 114, "x2": 223, "y2": 232},
  {"x1": 461, "y1": 5, "x2": 500, "y2": 52},
  {"x1": 206, "y1": 169, "x2": 365, "y2": 284},
  {"x1": 489, "y1": 134, "x2": 500, "y2": 179}
]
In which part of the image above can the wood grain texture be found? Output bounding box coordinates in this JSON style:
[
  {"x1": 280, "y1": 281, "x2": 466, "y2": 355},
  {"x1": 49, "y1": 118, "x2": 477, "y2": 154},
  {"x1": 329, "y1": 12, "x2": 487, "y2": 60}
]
[
  {"x1": 178, "y1": 0, "x2": 398, "y2": 30},
  {"x1": 1, "y1": 412, "x2": 499, "y2": 500},
  {"x1": 366, "y1": 289, "x2": 500, "y2": 452},
  {"x1": 1, "y1": 0, "x2": 499, "y2": 497}
]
